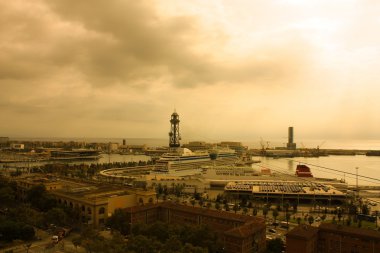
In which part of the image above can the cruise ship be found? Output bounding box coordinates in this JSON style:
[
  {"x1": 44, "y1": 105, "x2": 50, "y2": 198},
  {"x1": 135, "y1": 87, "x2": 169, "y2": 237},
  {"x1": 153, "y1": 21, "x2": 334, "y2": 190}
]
[{"x1": 152, "y1": 148, "x2": 238, "y2": 176}]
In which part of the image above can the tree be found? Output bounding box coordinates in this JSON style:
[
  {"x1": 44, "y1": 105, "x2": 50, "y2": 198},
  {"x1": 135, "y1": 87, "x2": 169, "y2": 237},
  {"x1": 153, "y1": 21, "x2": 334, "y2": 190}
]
[
  {"x1": 285, "y1": 213, "x2": 291, "y2": 228},
  {"x1": 296, "y1": 217, "x2": 302, "y2": 225},
  {"x1": 206, "y1": 202, "x2": 212, "y2": 209},
  {"x1": 362, "y1": 204, "x2": 370, "y2": 215},
  {"x1": 265, "y1": 238, "x2": 284, "y2": 253},
  {"x1": 233, "y1": 204, "x2": 239, "y2": 214},
  {"x1": 346, "y1": 216, "x2": 352, "y2": 226},
  {"x1": 272, "y1": 209, "x2": 279, "y2": 224},
  {"x1": 215, "y1": 202, "x2": 220, "y2": 210},
  {"x1": 26, "y1": 184, "x2": 56, "y2": 211},
  {"x1": 45, "y1": 208, "x2": 68, "y2": 227},
  {"x1": 243, "y1": 207, "x2": 248, "y2": 215},
  {"x1": 292, "y1": 202, "x2": 298, "y2": 214},
  {"x1": 0, "y1": 186, "x2": 15, "y2": 207},
  {"x1": 190, "y1": 200, "x2": 196, "y2": 207},
  {"x1": 252, "y1": 207, "x2": 258, "y2": 216},
  {"x1": 263, "y1": 206, "x2": 269, "y2": 220},
  {"x1": 308, "y1": 215, "x2": 314, "y2": 225},
  {"x1": 337, "y1": 209, "x2": 343, "y2": 223},
  {"x1": 106, "y1": 209, "x2": 130, "y2": 235}
]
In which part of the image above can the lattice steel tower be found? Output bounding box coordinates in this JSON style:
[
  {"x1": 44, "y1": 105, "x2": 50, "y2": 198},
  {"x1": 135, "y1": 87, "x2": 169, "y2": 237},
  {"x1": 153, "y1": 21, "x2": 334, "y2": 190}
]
[{"x1": 169, "y1": 111, "x2": 181, "y2": 148}]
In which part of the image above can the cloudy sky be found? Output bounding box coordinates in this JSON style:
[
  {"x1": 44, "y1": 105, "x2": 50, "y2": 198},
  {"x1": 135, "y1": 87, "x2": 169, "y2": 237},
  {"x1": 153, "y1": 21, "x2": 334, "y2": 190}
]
[{"x1": 1, "y1": 0, "x2": 379, "y2": 144}]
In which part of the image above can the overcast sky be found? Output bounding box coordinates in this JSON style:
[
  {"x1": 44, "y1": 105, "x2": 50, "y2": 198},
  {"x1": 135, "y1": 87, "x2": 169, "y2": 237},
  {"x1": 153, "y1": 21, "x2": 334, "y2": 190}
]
[{"x1": 1, "y1": 0, "x2": 379, "y2": 143}]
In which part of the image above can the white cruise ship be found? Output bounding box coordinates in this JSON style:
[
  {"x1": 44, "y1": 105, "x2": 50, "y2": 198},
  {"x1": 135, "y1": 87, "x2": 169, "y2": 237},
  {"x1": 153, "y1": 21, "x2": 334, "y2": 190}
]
[{"x1": 152, "y1": 148, "x2": 238, "y2": 176}]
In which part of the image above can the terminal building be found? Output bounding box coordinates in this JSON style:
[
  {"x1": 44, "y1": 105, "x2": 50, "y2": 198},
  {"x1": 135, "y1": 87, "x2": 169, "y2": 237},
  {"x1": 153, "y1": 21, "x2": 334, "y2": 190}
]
[
  {"x1": 124, "y1": 202, "x2": 266, "y2": 253},
  {"x1": 224, "y1": 180, "x2": 346, "y2": 205},
  {"x1": 286, "y1": 223, "x2": 380, "y2": 253}
]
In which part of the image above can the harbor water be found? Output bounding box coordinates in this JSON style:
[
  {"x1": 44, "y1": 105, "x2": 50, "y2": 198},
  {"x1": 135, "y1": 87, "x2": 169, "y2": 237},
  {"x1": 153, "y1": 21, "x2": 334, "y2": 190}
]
[{"x1": 254, "y1": 155, "x2": 380, "y2": 186}]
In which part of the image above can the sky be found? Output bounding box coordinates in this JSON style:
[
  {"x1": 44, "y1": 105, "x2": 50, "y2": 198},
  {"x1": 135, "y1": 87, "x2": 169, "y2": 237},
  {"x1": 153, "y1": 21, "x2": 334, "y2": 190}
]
[{"x1": 1, "y1": 0, "x2": 380, "y2": 144}]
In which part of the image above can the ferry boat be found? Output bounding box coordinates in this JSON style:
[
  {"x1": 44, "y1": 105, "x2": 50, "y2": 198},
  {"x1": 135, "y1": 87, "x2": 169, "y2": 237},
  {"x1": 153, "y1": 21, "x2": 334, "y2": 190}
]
[{"x1": 152, "y1": 148, "x2": 238, "y2": 176}]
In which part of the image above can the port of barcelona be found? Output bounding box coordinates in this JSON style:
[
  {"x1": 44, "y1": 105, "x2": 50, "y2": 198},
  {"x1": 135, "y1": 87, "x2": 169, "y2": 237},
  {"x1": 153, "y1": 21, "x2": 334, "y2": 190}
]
[
  {"x1": 1, "y1": 111, "x2": 379, "y2": 253},
  {"x1": 1, "y1": 1, "x2": 380, "y2": 253}
]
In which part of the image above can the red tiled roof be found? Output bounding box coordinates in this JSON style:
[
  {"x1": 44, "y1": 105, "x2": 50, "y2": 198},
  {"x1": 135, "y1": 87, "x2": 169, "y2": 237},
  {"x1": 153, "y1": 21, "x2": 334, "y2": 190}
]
[
  {"x1": 319, "y1": 223, "x2": 380, "y2": 239},
  {"x1": 286, "y1": 225, "x2": 319, "y2": 240},
  {"x1": 224, "y1": 221, "x2": 265, "y2": 238}
]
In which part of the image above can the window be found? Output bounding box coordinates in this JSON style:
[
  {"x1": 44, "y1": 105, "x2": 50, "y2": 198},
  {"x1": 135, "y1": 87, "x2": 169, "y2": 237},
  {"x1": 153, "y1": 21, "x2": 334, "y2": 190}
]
[
  {"x1": 87, "y1": 207, "x2": 92, "y2": 214},
  {"x1": 99, "y1": 207, "x2": 105, "y2": 214}
]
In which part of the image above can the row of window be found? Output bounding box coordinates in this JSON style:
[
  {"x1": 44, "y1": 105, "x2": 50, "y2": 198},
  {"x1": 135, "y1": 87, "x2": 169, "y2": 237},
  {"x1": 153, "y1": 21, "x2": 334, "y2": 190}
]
[{"x1": 56, "y1": 199, "x2": 105, "y2": 214}]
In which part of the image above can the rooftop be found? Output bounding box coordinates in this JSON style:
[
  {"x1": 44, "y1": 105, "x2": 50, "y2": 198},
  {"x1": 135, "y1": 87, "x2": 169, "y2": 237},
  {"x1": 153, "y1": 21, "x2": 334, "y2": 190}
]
[
  {"x1": 286, "y1": 225, "x2": 319, "y2": 240},
  {"x1": 319, "y1": 223, "x2": 380, "y2": 240}
]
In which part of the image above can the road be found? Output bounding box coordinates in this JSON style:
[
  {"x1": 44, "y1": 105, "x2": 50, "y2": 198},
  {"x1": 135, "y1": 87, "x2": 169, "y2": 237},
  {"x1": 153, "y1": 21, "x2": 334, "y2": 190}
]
[{"x1": 2, "y1": 233, "x2": 85, "y2": 253}]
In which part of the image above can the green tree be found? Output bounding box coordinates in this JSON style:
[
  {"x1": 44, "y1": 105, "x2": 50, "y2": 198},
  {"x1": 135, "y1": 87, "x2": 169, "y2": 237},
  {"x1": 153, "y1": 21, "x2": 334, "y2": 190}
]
[
  {"x1": 285, "y1": 213, "x2": 291, "y2": 228},
  {"x1": 346, "y1": 216, "x2": 352, "y2": 226},
  {"x1": 308, "y1": 215, "x2": 314, "y2": 225},
  {"x1": 45, "y1": 207, "x2": 68, "y2": 227},
  {"x1": 26, "y1": 184, "x2": 56, "y2": 211},
  {"x1": 265, "y1": 238, "x2": 284, "y2": 253},
  {"x1": 233, "y1": 204, "x2": 239, "y2": 214},
  {"x1": 263, "y1": 206, "x2": 269, "y2": 220},
  {"x1": 0, "y1": 186, "x2": 15, "y2": 207},
  {"x1": 106, "y1": 208, "x2": 130, "y2": 235},
  {"x1": 272, "y1": 209, "x2": 279, "y2": 224},
  {"x1": 253, "y1": 207, "x2": 258, "y2": 216}
]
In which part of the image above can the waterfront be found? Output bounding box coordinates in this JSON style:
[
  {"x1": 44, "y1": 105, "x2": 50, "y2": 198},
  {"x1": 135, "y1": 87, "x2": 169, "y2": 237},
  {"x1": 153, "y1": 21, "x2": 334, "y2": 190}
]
[
  {"x1": 254, "y1": 155, "x2": 380, "y2": 186},
  {"x1": 8, "y1": 137, "x2": 380, "y2": 150},
  {"x1": 2, "y1": 152, "x2": 379, "y2": 186}
]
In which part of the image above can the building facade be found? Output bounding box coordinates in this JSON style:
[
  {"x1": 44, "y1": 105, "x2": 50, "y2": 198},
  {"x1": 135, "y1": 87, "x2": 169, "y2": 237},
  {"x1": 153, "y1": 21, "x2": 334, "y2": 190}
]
[
  {"x1": 124, "y1": 202, "x2": 266, "y2": 253},
  {"x1": 14, "y1": 174, "x2": 156, "y2": 228},
  {"x1": 286, "y1": 224, "x2": 380, "y2": 253}
]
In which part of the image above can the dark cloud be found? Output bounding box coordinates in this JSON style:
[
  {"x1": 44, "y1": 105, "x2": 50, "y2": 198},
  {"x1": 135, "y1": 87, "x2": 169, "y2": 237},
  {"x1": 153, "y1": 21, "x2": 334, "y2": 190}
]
[{"x1": 0, "y1": 0, "x2": 307, "y2": 91}]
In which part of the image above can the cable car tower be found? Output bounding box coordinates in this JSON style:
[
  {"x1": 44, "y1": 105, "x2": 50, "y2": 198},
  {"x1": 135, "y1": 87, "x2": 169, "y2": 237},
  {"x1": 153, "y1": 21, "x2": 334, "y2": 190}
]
[{"x1": 169, "y1": 110, "x2": 181, "y2": 148}]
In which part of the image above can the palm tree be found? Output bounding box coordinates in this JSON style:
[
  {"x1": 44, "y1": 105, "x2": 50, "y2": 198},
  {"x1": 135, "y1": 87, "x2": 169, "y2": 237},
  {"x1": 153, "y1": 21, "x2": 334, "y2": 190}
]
[
  {"x1": 308, "y1": 215, "x2": 314, "y2": 225},
  {"x1": 284, "y1": 201, "x2": 290, "y2": 227},
  {"x1": 272, "y1": 209, "x2": 279, "y2": 227},
  {"x1": 263, "y1": 206, "x2": 269, "y2": 220},
  {"x1": 285, "y1": 213, "x2": 291, "y2": 229},
  {"x1": 252, "y1": 207, "x2": 258, "y2": 216},
  {"x1": 233, "y1": 204, "x2": 239, "y2": 214}
]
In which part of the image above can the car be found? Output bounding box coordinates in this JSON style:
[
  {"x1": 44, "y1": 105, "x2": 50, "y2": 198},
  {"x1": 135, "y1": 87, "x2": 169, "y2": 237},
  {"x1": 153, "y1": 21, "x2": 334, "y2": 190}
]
[{"x1": 269, "y1": 229, "x2": 277, "y2": 233}]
